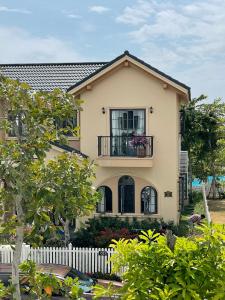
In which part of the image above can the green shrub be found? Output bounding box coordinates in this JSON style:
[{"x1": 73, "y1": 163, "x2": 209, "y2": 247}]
[
  {"x1": 70, "y1": 217, "x2": 162, "y2": 247},
  {"x1": 87, "y1": 272, "x2": 121, "y2": 282},
  {"x1": 0, "y1": 280, "x2": 11, "y2": 299},
  {"x1": 70, "y1": 216, "x2": 193, "y2": 247},
  {"x1": 94, "y1": 225, "x2": 225, "y2": 299},
  {"x1": 191, "y1": 191, "x2": 205, "y2": 215}
]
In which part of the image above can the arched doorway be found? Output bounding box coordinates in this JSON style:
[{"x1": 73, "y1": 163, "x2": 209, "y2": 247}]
[
  {"x1": 118, "y1": 176, "x2": 135, "y2": 213},
  {"x1": 96, "y1": 186, "x2": 112, "y2": 213}
]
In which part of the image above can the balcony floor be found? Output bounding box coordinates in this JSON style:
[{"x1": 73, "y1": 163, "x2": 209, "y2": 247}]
[{"x1": 96, "y1": 156, "x2": 153, "y2": 167}]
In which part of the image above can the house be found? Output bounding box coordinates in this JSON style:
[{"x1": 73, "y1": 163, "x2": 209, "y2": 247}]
[{"x1": 0, "y1": 51, "x2": 189, "y2": 225}]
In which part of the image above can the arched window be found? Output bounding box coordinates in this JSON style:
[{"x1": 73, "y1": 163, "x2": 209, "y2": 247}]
[
  {"x1": 141, "y1": 186, "x2": 157, "y2": 214},
  {"x1": 96, "y1": 186, "x2": 112, "y2": 213},
  {"x1": 118, "y1": 176, "x2": 135, "y2": 213}
]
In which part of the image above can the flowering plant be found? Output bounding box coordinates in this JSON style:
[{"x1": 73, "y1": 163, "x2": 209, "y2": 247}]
[{"x1": 130, "y1": 135, "x2": 148, "y2": 147}]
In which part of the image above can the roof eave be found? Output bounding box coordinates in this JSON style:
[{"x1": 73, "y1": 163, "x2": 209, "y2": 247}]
[
  {"x1": 51, "y1": 142, "x2": 88, "y2": 159},
  {"x1": 67, "y1": 51, "x2": 191, "y2": 98}
]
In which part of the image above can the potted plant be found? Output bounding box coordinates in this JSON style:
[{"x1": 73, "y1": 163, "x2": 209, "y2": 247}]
[{"x1": 130, "y1": 135, "x2": 148, "y2": 157}]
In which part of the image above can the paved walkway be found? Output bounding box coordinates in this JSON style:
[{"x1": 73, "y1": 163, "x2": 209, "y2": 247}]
[{"x1": 208, "y1": 200, "x2": 225, "y2": 224}]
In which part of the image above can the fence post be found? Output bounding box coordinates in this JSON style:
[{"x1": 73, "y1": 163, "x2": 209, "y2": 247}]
[
  {"x1": 68, "y1": 243, "x2": 72, "y2": 267},
  {"x1": 202, "y1": 183, "x2": 211, "y2": 224}
]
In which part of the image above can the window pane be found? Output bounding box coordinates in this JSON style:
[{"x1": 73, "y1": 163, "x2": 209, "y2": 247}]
[
  {"x1": 8, "y1": 111, "x2": 26, "y2": 137},
  {"x1": 55, "y1": 113, "x2": 77, "y2": 136},
  {"x1": 141, "y1": 186, "x2": 157, "y2": 214},
  {"x1": 96, "y1": 186, "x2": 112, "y2": 213},
  {"x1": 123, "y1": 113, "x2": 127, "y2": 130},
  {"x1": 111, "y1": 109, "x2": 145, "y2": 135},
  {"x1": 134, "y1": 116, "x2": 138, "y2": 130},
  {"x1": 110, "y1": 109, "x2": 146, "y2": 156}
]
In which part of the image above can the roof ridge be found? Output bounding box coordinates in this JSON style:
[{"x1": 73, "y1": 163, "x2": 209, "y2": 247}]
[{"x1": 0, "y1": 62, "x2": 108, "y2": 67}]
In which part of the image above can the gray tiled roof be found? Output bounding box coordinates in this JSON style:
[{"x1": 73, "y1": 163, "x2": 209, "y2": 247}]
[{"x1": 0, "y1": 62, "x2": 107, "y2": 91}]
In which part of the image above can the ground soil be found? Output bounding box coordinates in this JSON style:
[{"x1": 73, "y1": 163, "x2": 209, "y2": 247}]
[{"x1": 208, "y1": 200, "x2": 225, "y2": 224}]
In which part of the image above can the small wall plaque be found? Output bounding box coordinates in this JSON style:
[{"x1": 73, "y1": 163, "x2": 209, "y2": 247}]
[{"x1": 164, "y1": 191, "x2": 173, "y2": 197}]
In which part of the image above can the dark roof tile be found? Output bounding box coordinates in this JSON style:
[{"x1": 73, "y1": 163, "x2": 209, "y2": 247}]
[{"x1": 0, "y1": 62, "x2": 106, "y2": 91}]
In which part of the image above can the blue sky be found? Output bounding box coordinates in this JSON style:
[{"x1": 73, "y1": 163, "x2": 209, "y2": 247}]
[{"x1": 0, "y1": 0, "x2": 225, "y2": 101}]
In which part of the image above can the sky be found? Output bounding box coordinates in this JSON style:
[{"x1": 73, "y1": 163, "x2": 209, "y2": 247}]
[{"x1": 0, "y1": 0, "x2": 225, "y2": 101}]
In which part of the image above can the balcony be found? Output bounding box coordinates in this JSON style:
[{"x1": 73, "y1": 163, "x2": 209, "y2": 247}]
[{"x1": 97, "y1": 136, "x2": 154, "y2": 168}]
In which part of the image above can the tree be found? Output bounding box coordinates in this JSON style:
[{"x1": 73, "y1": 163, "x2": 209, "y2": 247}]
[
  {"x1": 181, "y1": 96, "x2": 225, "y2": 198},
  {"x1": 37, "y1": 153, "x2": 100, "y2": 246},
  {"x1": 0, "y1": 76, "x2": 98, "y2": 299},
  {"x1": 94, "y1": 226, "x2": 225, "y2": 299},
  {"x1": 197, "y1": 100, "x2": 225, "y2": 198},
  {"x1": 181, "y1": 95, "x2": 206, "y2": 195}
]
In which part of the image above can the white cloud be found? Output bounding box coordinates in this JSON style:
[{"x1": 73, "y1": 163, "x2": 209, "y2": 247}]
[
  {"x1": 116, "y1": 0, "x2": 155, "y2": 25},
  {"x1": 67, "y1": 14, "x2": 81, "y2": 19},
  {"x1": 141, "y1": 43, "x2": 183, "y2": 70},
  {"x1": 117, "y1": 0, "x2": 225, "y2": 53},
  {"x1": 0, "y1": 5, "x2": 31, "y2": 14},
  {"x1": 89, "y1": 5, "x2": 109, "y2": 14},
  {"x1": 62, "y1": 10, "x2": 81, "y2": 19},
  {"x1": 117, "y1": 0, "x2": 225, "y2": 99},
  {"x1": 0, "y1": 27, "x2": 82, "y2": 63},
  {"x1": 132, "y1": 1, "x2": 225, "y2": 66}
]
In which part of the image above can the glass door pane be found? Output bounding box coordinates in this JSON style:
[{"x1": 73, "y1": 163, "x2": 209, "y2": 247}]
[{"x1": 110, "y1": 109, "x2": 145, "y2": 156}]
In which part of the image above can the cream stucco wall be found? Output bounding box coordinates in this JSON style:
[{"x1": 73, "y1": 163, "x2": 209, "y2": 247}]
[{"x1": 76, "y1": 63, "x2": 184, "y2": 224}]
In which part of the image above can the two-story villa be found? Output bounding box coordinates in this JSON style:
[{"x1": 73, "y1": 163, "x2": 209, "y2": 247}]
[{"x1": 0, "y1": 51, "x2": 190, "y2": 224}]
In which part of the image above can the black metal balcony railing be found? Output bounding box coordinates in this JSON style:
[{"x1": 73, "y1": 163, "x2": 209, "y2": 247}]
[{"x1": 98, "y1": 136, "x2": 153, "y2": 157}]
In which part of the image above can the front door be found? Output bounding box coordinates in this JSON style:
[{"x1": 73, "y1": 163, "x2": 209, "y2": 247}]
[{"x1": 118, "y1": 176, "x2": 135, "y2": 213}]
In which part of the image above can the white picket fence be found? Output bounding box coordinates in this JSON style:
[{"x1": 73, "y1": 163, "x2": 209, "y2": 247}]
[{"x1": 0, "y1": 244, "x2": 114, "y2": 274}]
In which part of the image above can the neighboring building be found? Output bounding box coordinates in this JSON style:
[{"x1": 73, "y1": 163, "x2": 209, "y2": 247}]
[{"x1": 0, "y1": 51, "x2": 189, "y2": 224}]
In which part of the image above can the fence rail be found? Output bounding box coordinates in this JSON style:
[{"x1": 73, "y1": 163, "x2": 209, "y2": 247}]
[{"x1": 0, "y1": 244, "x2": 114, "y2": 274}]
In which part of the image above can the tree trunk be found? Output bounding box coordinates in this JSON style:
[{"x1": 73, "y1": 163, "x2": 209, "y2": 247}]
[
  {"x1": 64, "y1": 219, "x2": 70, "y2": 247},
  {"x1": 12, "y1": 195, "x2": 24, "y2": 300}
]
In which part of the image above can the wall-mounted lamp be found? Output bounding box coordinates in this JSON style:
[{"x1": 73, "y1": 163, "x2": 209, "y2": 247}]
[
  {"x1": 149, "y1": 106, "x2": 154, "y2": 114},
  {"x1": 102, "y1": 107, "x2": 106, "y2": 114}
]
